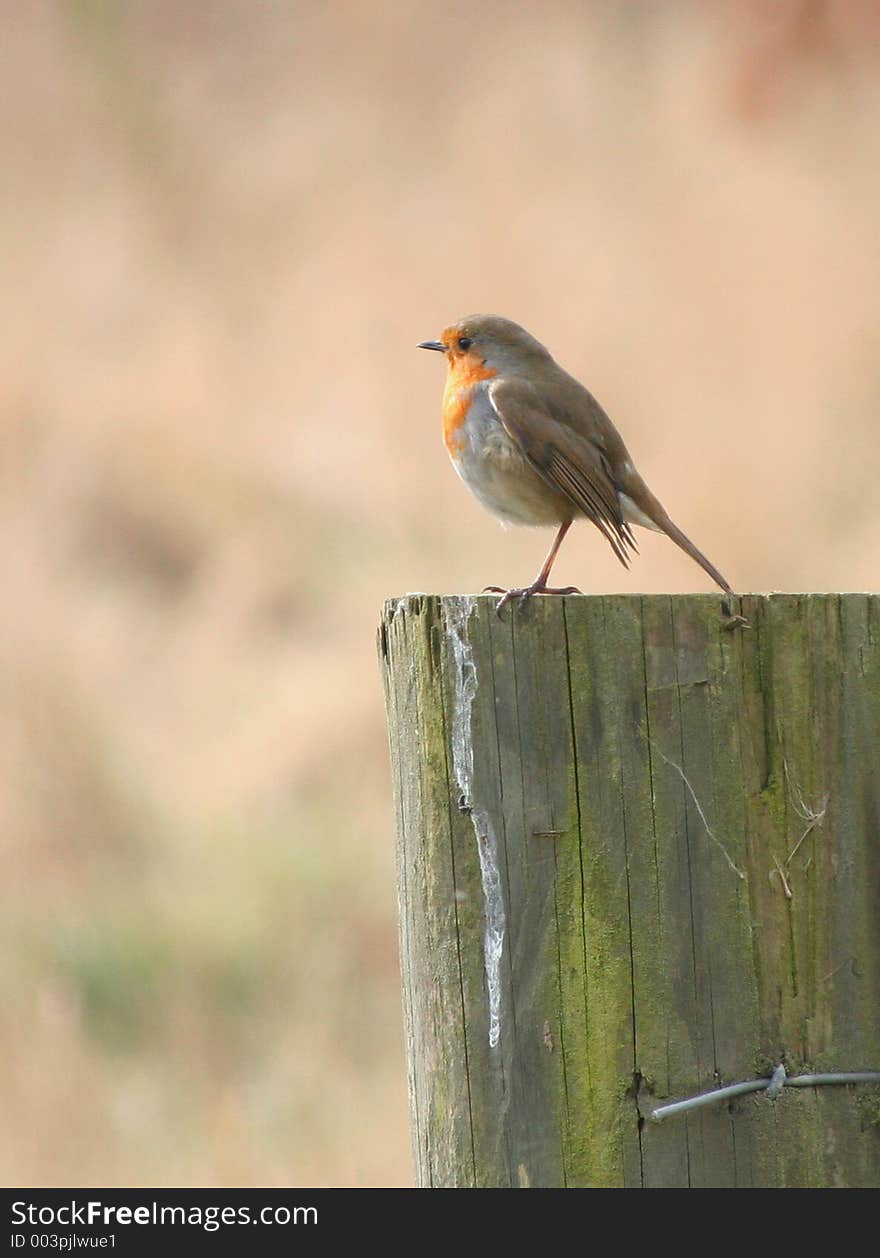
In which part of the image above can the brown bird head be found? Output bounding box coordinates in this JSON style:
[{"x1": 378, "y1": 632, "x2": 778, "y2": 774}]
[{"x1": 418, "y1": 314, "x2": 552, "y2": 381}]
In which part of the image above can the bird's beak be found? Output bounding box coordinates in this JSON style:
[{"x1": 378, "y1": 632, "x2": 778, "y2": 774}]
[{"x1": 417, "y1": 340, "x2": 446, "y2": 352}]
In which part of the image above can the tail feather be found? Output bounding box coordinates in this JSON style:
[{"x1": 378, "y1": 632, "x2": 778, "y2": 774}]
[{"x1": 617, "y1": 479, "x2": 733, "y2": 594}]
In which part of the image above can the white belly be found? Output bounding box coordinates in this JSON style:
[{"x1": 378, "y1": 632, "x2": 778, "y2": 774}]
[{"x1": 453, "y1": 409, "x2": 568, "y2": 527}]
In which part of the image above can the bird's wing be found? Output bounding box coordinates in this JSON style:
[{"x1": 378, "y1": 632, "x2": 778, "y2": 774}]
[{"x1": 488, "y1": 377, "x2": 637, "y2": 566}]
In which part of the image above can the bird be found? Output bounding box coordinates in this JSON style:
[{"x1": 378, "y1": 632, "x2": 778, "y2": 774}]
[{"x1": 418, "y1": 314, "x2": 733, "y2": 610}]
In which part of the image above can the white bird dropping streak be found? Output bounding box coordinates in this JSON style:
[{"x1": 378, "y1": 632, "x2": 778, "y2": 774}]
[{"x1": 447, "y1": 597, "x2": 506, "y2": 1049}]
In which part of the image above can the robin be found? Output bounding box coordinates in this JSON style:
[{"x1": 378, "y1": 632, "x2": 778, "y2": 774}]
[{"x1": 419, "y1": 314, "x2": 734, "y2": 611}]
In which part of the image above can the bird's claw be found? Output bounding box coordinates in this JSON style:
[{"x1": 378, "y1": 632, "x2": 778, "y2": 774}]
[
  {"x1": 484, "y1": 583, "x2": 582, "y2": 616},
  {"x1": 720, "y1": 597, "x2": 750, "y2": 631}
]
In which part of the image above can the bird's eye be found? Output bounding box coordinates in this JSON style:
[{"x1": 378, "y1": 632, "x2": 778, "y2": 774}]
[{"x1": 458, "y1": 336, "x2": 473, "y2": 352}]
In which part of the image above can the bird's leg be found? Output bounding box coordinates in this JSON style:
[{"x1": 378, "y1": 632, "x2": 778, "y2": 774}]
[{"x1": 484, "y1": 520, "x2": 581, "y2": 613}]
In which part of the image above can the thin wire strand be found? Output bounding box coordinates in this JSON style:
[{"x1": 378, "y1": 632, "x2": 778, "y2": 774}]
[{"x1": 650, "y1": 1067, "x2": 880, "y2": 1122}]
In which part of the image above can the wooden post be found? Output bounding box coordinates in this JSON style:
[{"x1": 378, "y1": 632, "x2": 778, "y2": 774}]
[{"x1": 378, "y1": 593, "x2": 880, "y2": 1188}]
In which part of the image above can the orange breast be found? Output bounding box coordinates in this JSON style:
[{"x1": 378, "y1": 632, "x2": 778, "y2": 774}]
[{"x1": 442, "y1": 355, "x2": 496, "y2": 455}]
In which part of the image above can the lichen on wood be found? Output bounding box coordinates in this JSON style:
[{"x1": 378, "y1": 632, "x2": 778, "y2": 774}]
[{"x1": 379, "y1": 593, "x2": 880, "y2": 1188}]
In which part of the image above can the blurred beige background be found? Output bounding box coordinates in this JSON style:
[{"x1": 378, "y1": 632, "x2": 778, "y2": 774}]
[{"x1": 2, "y1": 0, "x2": 879, "y2": 1186}]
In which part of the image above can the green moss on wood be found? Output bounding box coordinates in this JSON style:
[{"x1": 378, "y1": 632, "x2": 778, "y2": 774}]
[{"x1": 381, "y1": 593, "x2": 880, "y2": 1188}]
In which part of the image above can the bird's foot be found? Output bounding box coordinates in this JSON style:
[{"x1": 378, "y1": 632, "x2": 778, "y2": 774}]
[
  {"x1": 720, "y1": 597, "x2": 750, "y2": 631},
  {"x1": 483, "y1": 581, "x2": 582, "y2": 615}
]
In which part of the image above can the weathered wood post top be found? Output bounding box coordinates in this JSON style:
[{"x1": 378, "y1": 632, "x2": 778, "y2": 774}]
[{"x1": 379, "y1": 592, "x2": 880, "y2": 1188}]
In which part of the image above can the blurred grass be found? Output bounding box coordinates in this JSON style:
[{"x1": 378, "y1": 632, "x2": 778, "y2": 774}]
[{"x1": 2, "y1": 0, "x2": 880, "y2": 1185}]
